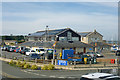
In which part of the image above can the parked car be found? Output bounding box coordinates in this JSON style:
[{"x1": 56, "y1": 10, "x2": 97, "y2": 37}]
[
  {"x1": 31, "y1": 47, "x2": 45, "y2": 55},
  {"x1": 96, "y1": 52, "x2": 104, "y2": 58},
  {"x1": 8, "y1": 46, "x2": 17, "y2": 52},
  {"x1": 21, "y1": 48, "x2": 30, "y2": 55},
  {"x1": 86, "y1": 52, "x2": 97, "y2": 58},
  {"x1": 29, "y1": 53, "x2": 41, "y2": 60},
  {"x1": 80, "y1": 73, "x2": 120, "y2": 80},
  {"x1": 1, "y1": 46, "x2": 6, "y2": 51},
  {"x1": 116, "y1": 50, "x2": 120, "y2": 56},
  {"x1": 19, "y1": 46, "x2": 26, "y2": 53},
  {"x1": 14, "y1": 48, "x2": 20, "y2": 53},
  {"x1": 26, "y1": 50, "x2": 36, "y2": 56},
  {"x1": 5, "y1": 45, "x2": 11, "y2": 51}
]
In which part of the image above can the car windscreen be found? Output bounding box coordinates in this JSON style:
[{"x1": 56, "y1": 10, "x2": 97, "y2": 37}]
[
  {"x1": 40, "y1": 49, "x2": 44, "y2": 51},
  {"x1": 31, "y1": 50, "x2": 35, "y2": 52},
  {"x1": 12, "y1": 47, "x2": 16, "y2": 49}
]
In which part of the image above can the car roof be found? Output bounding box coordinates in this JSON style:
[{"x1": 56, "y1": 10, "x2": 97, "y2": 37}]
[{"x1": 81, "y1": 73, "x2": 114, "y2": 79}]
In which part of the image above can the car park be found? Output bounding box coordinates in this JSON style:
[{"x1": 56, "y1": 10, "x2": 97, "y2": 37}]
[
  {"x1": 28, "y1": 53, "x2": 41, "y2": 60},
  {"x1": 80, "y1": 73, "x2": 120, "y2": 80}
]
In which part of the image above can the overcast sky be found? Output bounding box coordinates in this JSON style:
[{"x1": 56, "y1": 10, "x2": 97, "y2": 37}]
[{"x1": 2, "y1": 2, "x2": 118, "y2": 40}]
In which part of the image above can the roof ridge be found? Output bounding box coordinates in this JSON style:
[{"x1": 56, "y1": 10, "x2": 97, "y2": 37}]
[
  {"x1": 36, "y1": 28, "x2": 67, "y2": 33},
  {"x1": 79, "y1": 32, "x2": 92, "y2": 33}
]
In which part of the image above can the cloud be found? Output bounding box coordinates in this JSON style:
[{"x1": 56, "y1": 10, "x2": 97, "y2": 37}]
[{"x1": 2, "y1": 12, "x2": 118, "y2": 40}]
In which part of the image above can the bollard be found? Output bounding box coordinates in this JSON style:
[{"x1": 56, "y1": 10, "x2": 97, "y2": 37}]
[
  {"x1": 74, "y1": 61, "x2": 76, "y2": 65},
  {"x1": 89, "y1": 61, "x2": 91, "y2": 67},
  {"x1": 55, "y1": 59, "x2": 57, "y2": 65},
  {"x1": 104, "y1": 62, "x2": 106, "y2": 67},
  {"x1": 35, "y1": 58, "x2": 37, "y2": 63}
]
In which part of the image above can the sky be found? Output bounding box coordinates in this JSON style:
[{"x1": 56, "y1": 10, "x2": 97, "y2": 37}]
[{"x1": 1, "y1": 2, "x2": 118, "y2": 40}]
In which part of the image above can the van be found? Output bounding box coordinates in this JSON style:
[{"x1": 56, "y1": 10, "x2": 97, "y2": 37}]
[{"x1": 80, "y1": 73, "x2": 120, "y2": 80}]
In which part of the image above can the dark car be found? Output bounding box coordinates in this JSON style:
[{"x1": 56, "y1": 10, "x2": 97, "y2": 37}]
[
  {"x1": 29, "y1": 53, "x2": 41, "y2": 60},
  {"x1": 8, "y1": 46, "x2": 17, "y2": 52},
  {"x1": 21, "y1": 48, "x2": 30, "y2": 55},
  {"x1": 14, "y1": 48, "x2": 20, "y2": 53},
  {"x1": 116, "y1": 50, "x2": 120, "y2": 56},
  {"x1": 19, "y1": 47, "x2": 26, "y2": 53}
]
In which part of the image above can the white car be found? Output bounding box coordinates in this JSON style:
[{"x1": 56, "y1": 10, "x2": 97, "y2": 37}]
[
  {"x1": 32, "y1": 48, "x2": 45, "y2": 55},
  {"x1": 80, "y1": 73, "x2": 120, "y2": 80},
  {"x1": 96, "y1": 52, "x2": 104, "y2": 57},
  {"x1": 26, "y1": 50, "x2": 36, "y2": 56}
]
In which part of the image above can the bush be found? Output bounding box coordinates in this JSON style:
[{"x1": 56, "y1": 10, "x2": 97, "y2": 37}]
[
  {"x1": 20, "y1": 61, "x2": 26, "y2": 68},
  {"x1": 16, "y1": 60, "x2": 21, "y2": 67},
  {"x1": 47, "y1": 64, "x2": 55, "y2": 70},
  {"x1": 31, "y1": 65, "x2": 38, "y2": 70},
  {"x1": 9, "y1": 60, "x2": 14, "y2": 65},
  {"x1": 41, "y1": 65, "x2": 48, "y2": 70},
  {"x1": 24, "y1": 63, "x2": 30, "y2": 69}
]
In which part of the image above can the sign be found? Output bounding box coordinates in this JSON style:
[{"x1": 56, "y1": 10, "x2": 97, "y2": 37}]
[
  {"x1": 89, "y1": 48, "x2": 92, "y2": 50},
  {"x1": 58, "y1": 60, "x2": 67, "y2": 66},
  {"x1": 68, "y1": 59, "x2": 82, "y2": 61}
]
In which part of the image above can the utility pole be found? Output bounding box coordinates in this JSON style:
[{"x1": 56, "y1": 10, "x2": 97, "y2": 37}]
[{"x1": 45, "y1": 25, "x2": 48, "y2": 41}]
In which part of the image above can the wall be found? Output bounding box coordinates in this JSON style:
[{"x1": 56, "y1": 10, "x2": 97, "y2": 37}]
[{"x1": 87, "y1": 32, "x2": 103, "y2": 44}]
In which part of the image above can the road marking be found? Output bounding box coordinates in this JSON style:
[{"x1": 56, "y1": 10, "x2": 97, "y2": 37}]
[
  {"x1": 21, "y1": 70, "x2": 48, "y2": 77},
  {"x1": 58, "y1": 77, "x2": 65, "y2": 78},
  {"x1": 49, "y1": 76, "x2": 56, "y2": 78},
  {"x1": 67, "y1": 77, "x2": 75, "y2": 78},
  {"x1": 32, "y1": 73, "x2": 39, "y2": 75},
  {"x1": 41, "y1": 74, "x2": 46, "y2": 76},
  {"x1": 2, "y1": 72, "x2": 19, "y2": 78}
]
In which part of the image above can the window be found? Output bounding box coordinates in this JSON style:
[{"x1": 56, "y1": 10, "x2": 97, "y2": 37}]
[
  {"x1": 72, "y1": 37, "x2": 79, "y2": 41},
  {"x1": 67, "y1": 31, "x2": 72, "y2": 41},
  {"x1": 59, "y1": 37, "x2": 67, "y2": 41},
  {"x1": 51, "y1": 37, "x2": 55, "y2": 41}
]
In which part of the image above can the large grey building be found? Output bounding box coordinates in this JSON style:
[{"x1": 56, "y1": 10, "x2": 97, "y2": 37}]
[{"x1": 28, "y1": 28, "x2": 81, "y2": 42}]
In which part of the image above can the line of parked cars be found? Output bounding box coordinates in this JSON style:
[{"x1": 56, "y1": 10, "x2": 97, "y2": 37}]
[{"x1": 1, "y1": 45, "x2": 55, "y2": 60}]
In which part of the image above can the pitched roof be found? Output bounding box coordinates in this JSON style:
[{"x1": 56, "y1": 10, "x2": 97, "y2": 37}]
[
  {"x1": 17, "y1": 41, "x2": 93, "y2": 48},
  {"x1": 28, "y1": 28, "x2": 66, "y2": 37},
  {"x1": 90, "y1": 42, "x2": 112, "y2": 47},
  {"x1": 78, "y1": 32, "x2": 92, "y2": 37}
]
